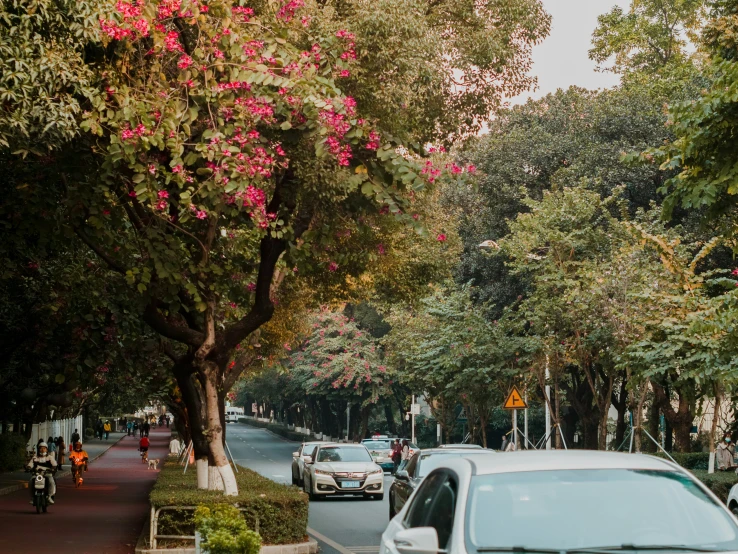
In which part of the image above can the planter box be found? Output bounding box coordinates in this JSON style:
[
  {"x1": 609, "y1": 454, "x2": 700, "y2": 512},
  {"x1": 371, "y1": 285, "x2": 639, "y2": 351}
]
[{"x1": 136, "y1": 538, "x2": 319, "y2": 554}]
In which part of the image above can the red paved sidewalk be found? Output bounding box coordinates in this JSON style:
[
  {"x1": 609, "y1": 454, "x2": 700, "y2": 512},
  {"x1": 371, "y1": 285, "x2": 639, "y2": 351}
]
[{"x1": 0, "y1": 427, "x2": 170, "y2": 553}]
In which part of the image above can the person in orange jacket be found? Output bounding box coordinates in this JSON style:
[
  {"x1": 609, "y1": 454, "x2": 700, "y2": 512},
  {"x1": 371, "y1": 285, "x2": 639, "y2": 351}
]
[{"x1": 69, "y1": 441, "x2": 89, "y2": 482}]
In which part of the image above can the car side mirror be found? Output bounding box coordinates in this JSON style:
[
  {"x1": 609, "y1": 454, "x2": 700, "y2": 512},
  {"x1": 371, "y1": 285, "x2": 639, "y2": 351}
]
[
  {"x1": 292, "y1": 452, "x2": 299, "y2": 458},
  {"x1": 393, "y1": 527, "x2": 441, "y2": 554},
  {"x1": 395, "y1": 469, "x2": 410, "y2": 481},
  {"x1": 304, "y1": 456, "x2": 313, "y2": 464}
]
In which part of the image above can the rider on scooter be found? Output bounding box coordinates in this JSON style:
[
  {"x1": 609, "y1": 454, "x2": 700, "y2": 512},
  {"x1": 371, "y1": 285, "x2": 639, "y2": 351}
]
[
  {"x1": 139, "y1": 435, "x2": 150, "y2": 456},
  {"x1": 27, "y1": 442, "x2": 57, "y2": 504},
  {"x1": 68, "y1": 441, "x2": 89, "y2": 479}
]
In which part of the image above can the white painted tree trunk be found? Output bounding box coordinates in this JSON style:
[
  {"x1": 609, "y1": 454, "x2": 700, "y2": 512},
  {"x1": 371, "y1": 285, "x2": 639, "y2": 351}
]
[
  {"x1": 196, "y1": 458, "x2": 209, "y2": 490},
  {"x1": 208, "y1": 465, "x2": 224, "y2": 490},
  {"x1": 204, "y1": 371, "x2": 238, "y2": 495}
]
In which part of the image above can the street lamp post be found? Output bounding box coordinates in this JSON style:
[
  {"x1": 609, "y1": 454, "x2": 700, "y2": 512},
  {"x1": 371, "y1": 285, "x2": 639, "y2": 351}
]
[{"x1": 545, "y1": 354, "x2": 551, "y2": 450}]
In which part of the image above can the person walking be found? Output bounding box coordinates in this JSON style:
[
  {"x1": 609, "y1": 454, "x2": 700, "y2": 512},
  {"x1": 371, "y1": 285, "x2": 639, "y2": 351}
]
[
  {"x1": 401, "y1": 439, "x2": 410, "y2": 464},
  {"x1": 95, "y1": 419, "x2": 104, "y2": 440},
  {"x1": 126, "y1": 420, "x2": 133, "y2": 437},
  {"x1": 133, "y1": 421, "x2": 139, "y2": 437},
  {"x1": 143, "y1": 421, "x2": 150, "y2": 438},
  {"x1": 56, "y1": 436, "x2": 65, "y2": 469},
  {"x1": 71, "y1": 428, "x2": 81, "y2": 445},
  {"x1": 47, "y1": 437, "x2": 56, "y2": 459},
  {"x1": 391, "y1": 439, "x2": 402, "y2": 474},
  {"x1": 169, "y1": 435, "x2": 182, "y2": 456},
  {"x1": 103, "y1": 421, "x2": 111, "y2": 440},
  {"x1": 717, "y1": 435, "x2": 735, "y2": 470}
]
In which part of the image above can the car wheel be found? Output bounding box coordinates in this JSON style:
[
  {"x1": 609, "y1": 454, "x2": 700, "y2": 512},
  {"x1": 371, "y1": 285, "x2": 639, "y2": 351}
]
[
  {"x1": 389, "y1": 495, "x2": 396, "y2": 519},
  {"x1": 732, "y1": 505, "x2": 738, "y2": 517},
  {"x1": 292, "y1": 469, "x2": 298, "y2": 486}
]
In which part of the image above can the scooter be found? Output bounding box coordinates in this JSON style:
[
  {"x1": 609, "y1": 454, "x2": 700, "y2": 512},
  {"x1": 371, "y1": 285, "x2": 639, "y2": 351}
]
[
  {"x1": 71, "y1": 460, "x2": 85, "y2": 488},
  {"x1": 27, "y1": 466, "x2": 53, "y2": 514}
]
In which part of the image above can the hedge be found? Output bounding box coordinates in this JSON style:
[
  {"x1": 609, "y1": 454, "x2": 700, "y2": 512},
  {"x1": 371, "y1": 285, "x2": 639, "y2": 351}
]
[
  {"x1": 691, "y1": 470, "x2": 738, "y2": 503},
  {"x1": 0, "y1": 433, "x2": 27, "y2": 471},
  {"x1": 150, "y1": 457, "x2": 308, "y2": 545},
  {"x1": 238, "y1": 418, "x2": 314, "y2": 443},
  {"x1": 655, "y1": 451, "x2": 709, "y2": 471}
]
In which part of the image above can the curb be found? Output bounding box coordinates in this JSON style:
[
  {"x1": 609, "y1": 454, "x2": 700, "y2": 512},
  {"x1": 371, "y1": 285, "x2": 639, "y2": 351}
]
[{"x1": 0, "y1": 433, "x2": 128, "y2": 497}]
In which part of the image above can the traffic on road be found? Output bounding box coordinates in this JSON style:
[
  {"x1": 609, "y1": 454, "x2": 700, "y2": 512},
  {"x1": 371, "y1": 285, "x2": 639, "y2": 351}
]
[{"x1": 228, "y1": 423, "x2": 738, "y2": 554}]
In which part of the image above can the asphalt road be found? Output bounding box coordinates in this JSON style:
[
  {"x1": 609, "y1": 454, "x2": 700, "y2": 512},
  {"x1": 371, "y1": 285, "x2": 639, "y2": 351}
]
[{"x1": 226, "y1": 423, "x2": 392, "y2": 554}]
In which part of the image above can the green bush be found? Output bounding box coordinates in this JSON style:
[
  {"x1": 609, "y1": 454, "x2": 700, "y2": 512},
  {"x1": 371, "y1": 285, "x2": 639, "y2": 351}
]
[
  {"x1": 655, "y1": 451, "x2": 710, "y2": 470},
  {"x1": 238, "y1": 418, "x2": 314, "y2": 442},
  {"x1": 151, "y1": 457, "x2": 308, "y2": 545},
  {"x1": 84, "y1": 427, "x2": 94, "y2": 440},
  {"x1": 0, "y1": 433, "x2": 27, "y2": 471},
  {"x1": 195, "y1": 504, "x2": 261, "y2": 554},
  {"x1": 691, "y1": 470, "x2": 738, "y2": 503}
]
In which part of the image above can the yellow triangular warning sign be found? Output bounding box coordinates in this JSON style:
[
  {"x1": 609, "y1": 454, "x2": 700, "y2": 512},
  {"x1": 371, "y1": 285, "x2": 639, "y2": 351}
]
[{"x1": 503, "y1": 386, "x2": 528, "y2": 410}]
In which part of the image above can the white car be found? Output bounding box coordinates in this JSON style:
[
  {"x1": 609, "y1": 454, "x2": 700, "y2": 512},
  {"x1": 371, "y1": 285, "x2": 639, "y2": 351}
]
[
  {"x1": 303, "y1": 443, "x2": 384, "y2": 501},
  {"x1": 726, "y1": 482, "x2": 738, "y2": 516},
  {"x1": 381, "y1": 450, "x2": 738, "y2": 554},
  {"x1": 291, "y1": 441, "x2": 323, "y2": 487}
]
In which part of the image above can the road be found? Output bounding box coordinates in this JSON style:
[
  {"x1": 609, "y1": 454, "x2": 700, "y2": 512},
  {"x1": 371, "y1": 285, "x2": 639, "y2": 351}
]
[{"x1": 226, "y1": 423, "x2": 391, "y2": 554}]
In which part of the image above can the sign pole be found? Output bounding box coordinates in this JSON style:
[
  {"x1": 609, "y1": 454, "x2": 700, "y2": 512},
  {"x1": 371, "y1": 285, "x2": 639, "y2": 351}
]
[
  {"x1": 513, "y1": 409, "x2": 518, "y2": 449},
  {"x1": 346, "y1": 403, "x2": 350, "y2": 443},
  {"x1": 545, "y1": 355, "x2": 551, "y2": 450},
  {"x1": 411, "y1": 395, "x2": 416, "y2": 445},
  {"x1": 524, "y1": 392, "x2": 528, "y2": 450}
]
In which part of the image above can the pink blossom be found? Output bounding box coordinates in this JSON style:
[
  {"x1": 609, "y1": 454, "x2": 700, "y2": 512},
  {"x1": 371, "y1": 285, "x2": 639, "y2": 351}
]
[
  {"x1": 366, "y1": 130, "x2": 380, "y2": 150},
  {"x1": 121, "y1": 129, "x2": 135, "y2": 141},
  {"x1": 134, "y1": 123, "x2": 147, "y2": 136},
  {"x1": 155, "y1": 199, "x2": 168, "y2": 211},
  {"x1": 148, "y1": 164, "x2": 157, "y2": 174},
  {"x1": 229, "y1": 302, "x2": 237, "y2": 308},
  {"x1": 171, "y1": 165, "x2": 182, "y2": 174},
  {"x1": 157, "y1": 0, "x2": 182, "y2": 19},
  {"x1": 377, "y1": 243, "x2": 386, "y2": 255},
  {"x1": 164, "y1": 31, "x2": 183, "y2": 52},
  {"x1": 178, "y1": 55, "x2": 193, "y2": 69},
  {"x1": 195, "y1": 210, "x2": 208, "y2": 220},
  {"x1": 128, "y1": 191, "x2": 137, "y2": 198},
  {"x1": 732, "y1": 268, "x2": 738, "y2": 276},
  {"x1": 247, "y1": 282, "x2": 256, "y2": 292},
  {"x1": 437, "y1": 233, "x2": 447, "y2": 242},
  {"x1": 328, "y1": 261, "x2": 338, "y2": 272},
  {"x1": 284, "y1": 343, "x2": 292, "y2": 351},
  {"x1": 412, "y1": 213, "x2": 419, "y2": 220},
  {"x1": 116, "y1": 0, "x2": 142, "y2": 19},
  {"x1": 157, "y1": 190, "x2": 169, "y2": 199},
  {"x1": 99, "y1": 19, "x2": 133, "y2": 40},
  {"x1": 301, "y1": 16, "x2": 311, "y2": 26},
  {"x1": 467, "y1": 164, "x2": 477, "y2": 173},
  {"x1": 339, "y1": 69, "x2": 350, "y2": 78},
  {"x1": 133, "y1": 18, "x2": 150, "y2": 36},
  {"x1": 277, "y1": 0, "x2": 304, "y2": 22}
]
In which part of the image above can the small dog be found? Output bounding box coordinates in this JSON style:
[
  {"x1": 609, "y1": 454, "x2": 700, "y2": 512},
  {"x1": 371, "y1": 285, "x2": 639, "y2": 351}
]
[{"x1": 147, "y1": 459, "x2": 159, "y2": 470}]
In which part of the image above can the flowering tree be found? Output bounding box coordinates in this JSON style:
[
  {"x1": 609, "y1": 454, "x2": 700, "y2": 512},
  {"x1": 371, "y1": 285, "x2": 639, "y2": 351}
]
[{"x1": 63, "y1": 0, "x2": 532, "y2": 494}]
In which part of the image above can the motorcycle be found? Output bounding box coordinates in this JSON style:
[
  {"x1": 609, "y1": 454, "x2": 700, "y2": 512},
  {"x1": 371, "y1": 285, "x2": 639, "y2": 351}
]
[
  {"x1": 27, "y1": 466, "x2": 53, "y2": 514},
  {"x1": 71, "y1": 460, "x2": 85, "y2": 488}
]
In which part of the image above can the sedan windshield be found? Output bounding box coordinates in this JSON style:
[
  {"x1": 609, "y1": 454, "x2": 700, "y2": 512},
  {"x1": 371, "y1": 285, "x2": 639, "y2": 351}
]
[
  {"x1": 363, "y1": 441, "x2": 392, "y2": 450},
  {"x1": 466, "y1": 470, "x2": 738, "y2": 552},
  {"x1": 317, "y1": 447, "x2": 372, "y2": 463}
]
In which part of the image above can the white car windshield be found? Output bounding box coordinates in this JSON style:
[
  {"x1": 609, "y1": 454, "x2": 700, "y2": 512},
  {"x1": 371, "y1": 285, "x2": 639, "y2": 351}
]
[
  {"x1": 317, "y1": 447, "x2": 372, "y2": 463},
  {"x1": 363, "y1": 440, "x2": 392, "y2": 450},
  {"x1": 466, "y1": 469, "x2": 738, "y2": 552}
]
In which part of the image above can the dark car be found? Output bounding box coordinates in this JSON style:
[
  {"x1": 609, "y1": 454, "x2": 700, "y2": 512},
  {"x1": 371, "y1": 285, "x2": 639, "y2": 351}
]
[{"x1": 387, "y1": 447, "x2": 495, "y2": 519}]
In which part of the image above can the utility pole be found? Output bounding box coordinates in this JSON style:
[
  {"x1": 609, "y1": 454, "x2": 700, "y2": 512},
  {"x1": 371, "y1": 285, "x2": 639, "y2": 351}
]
[
  {"x1": 513, "y1": 409, "x2": 518, "y2": 448},
  {"x1": 346, "y1": 404, "x2": 350, "y2": 443},
  {"x1": 545, "y1": 354, "x2": 551, "y2": 450},
  {"x1": 411, "y1": 395, "x2": 416, "y2": 444},
  {"x1": 524, "y1": 391, "x2": 528, "y2": 449}
]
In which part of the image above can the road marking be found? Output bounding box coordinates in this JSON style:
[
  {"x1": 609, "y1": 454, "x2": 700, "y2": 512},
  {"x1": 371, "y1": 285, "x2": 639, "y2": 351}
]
[
  {"x1": 348, "y1": 548, "x2": 380, "y2": 554},
  {"x1": 307, "y1": 527, "x2": 356, "y2": 554}
]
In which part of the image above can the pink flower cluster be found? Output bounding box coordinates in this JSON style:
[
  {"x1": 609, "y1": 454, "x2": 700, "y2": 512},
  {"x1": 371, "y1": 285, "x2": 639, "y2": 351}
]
[
  {"x1": 178, "y1": 55, "x2": 193, "y2": 69},
  {"x1": 328, "y1": 261, "x2": 339, "y2": 272},
  {"x1": 157, "y1": 0, "x2": 182, "y2": 19},
  {"x1": 217, "y1": 80, "x2": 251, "y2": 91},
  {"x1": 421, "y1": 160, "x2": 442, "y2": 182},
  {"x1": 336, "y1": 30, "x2": 357, "y2": 60},
  {"x1": 232, "y1": 6, "x2": 254, "y2": 21},
  {"x1": 190, "y1": 205, "x2": 208, "y2": 219},
  {"x1": 277, "y1": 0, "x2": 304, "y2": 22},
  {"x1": 366, "y1": 130, "x2": 380, "y2": 150},
  {"x1": 100, "y1": 0, "x2": 147, "y2": 40},
  {"x1": 164, "y1": 31, "x2": 183, "y2": 52},
  {"x1": 235, "y1": 97, "x2": 275, "y2": 122}
]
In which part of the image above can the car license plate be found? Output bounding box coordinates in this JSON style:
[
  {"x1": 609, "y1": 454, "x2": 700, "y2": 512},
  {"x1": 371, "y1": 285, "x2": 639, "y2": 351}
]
[{"x1": 342, "y1": 481, "x2": 360, "y2": 488}]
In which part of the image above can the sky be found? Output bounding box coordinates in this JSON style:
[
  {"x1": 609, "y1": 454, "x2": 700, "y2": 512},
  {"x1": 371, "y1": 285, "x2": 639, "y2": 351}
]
[{"x1": 509, "y1": 0, "x2": 631, "y2": 105}]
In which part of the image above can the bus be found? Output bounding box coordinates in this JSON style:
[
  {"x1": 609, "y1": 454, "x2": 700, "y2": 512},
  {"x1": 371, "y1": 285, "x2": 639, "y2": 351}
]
[{"x1": 226, "y1": 406, "x2": 244, "y2": 423}]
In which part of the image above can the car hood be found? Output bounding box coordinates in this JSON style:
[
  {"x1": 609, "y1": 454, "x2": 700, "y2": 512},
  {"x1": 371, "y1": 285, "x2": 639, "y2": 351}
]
[{"x1": 314, "y1": 461, "x2": 379, "y2": 473}]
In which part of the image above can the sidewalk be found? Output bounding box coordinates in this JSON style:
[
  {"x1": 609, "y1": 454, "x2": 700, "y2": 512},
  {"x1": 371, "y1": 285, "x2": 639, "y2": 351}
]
[
  {"x1": 0, "y1": 431, "x2": 127, "y2": 496},
  {"x1": 0, "y1": 427, "x2": 170, "y2": 554}
]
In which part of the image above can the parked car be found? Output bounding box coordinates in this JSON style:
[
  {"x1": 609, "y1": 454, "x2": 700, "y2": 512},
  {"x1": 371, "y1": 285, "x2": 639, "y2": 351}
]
[
  {"x1": 291, "y1": 441, "x2": 324, "y2": 486},
  {"x1": 437, "y1": 444, "x2": 484, "y2": 449},
  {"x1": 388, "y1": 448, "x2": 495, "y2": 519},
  {"x1": 362, "y1": 438, "x2": 396, "y2": 473},
  {"x1": 725, "y1": 482, "x2": 738, "y2": 516},
  {"x1": 303, "y1": 443, "x2": 384, "y2": 501},
  {"x1": 381, "y1": 451, "x2": 738, "y2": 554}
]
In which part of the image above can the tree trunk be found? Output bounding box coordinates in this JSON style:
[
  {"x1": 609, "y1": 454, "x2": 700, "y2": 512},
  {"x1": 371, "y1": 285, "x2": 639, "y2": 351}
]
[
  {"x1": 384, "y1": 402, "x2": 398, "y2": 436},
  {"x1": 612, "y1": 377, "x2": 628, "y2": 447},
  {"x1": 653, "y1": 381, "x2": 693, "y2": 453},
  {"x1": 174, "y1": 363, "x2": 210, "y2": 489},
  {"x1": 554, "y1": 380, "x2": 562, "y2": 449},
  {"x1": 202, "y1": 366, "x2": 237, "y2": 495},
  {"x1": 597, "y1": 375, "x2": 614, "y2": 451},
  {"x1": 359, "y1": 405, "x2": 370, "y2": 441},
  {"x1": 479, "y1": 411, "x2": 489, "y2": 448}
]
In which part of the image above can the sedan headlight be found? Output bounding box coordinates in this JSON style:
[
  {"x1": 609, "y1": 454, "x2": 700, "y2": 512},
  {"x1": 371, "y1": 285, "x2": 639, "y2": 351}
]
[
  {"x1": 314, "y1": 469, "x2": 332, "y2": 476},
  {"x1": 367, "y1": 468, "x2": 383, "y2": 475}
]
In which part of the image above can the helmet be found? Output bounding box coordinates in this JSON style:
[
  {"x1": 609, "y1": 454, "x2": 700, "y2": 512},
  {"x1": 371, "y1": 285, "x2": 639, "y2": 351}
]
[
  {"x1": 74, "y1": 441, "x2": 82, "y2": 451},
  {"x1": 38, "y1": 442, "x2": 48, "y2": 452}
]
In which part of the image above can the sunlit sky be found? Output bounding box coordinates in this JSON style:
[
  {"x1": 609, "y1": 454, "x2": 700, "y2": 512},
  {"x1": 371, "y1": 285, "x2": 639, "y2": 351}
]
[{"x1": 509, "y1": 0, "x2": 631, "y2": 105}]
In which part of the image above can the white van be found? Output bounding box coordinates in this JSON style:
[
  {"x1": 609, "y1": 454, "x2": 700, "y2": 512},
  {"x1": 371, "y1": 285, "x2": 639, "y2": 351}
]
[{"x1": 226, "y1": 406, "x2": 244, "y2": 423}]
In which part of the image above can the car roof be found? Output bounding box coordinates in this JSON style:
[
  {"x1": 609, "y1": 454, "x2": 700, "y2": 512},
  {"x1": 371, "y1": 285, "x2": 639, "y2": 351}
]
[
  {"x1": 319, "y1": 443, "x2": 366, "y2": 448},
  {"x1": 438, "y1": 444, "x2": 483, "y2": 448},
  {"x1": 419, "y1": 448, "x2": 495, "y2": 455},
  {"x1": 458, "y1": 450, "x2": 678, "y2": 475}
]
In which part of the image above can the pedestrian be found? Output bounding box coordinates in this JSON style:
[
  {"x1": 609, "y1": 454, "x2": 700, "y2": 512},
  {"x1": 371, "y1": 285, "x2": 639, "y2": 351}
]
[
  {"x1": 165, "y1": 416, "x2": 170, "y2": 428},
  {"x1": 96, "y1": 419, "x2": 104, "y2": 440},
  {"x1": 169, "y1": 434, "x2": 182, "y2": 456},
  {"x1": 717, "y1": 435, "x2": 735, "y2": 470},
  {"x1": 391, "y1": 439, "x2": 402, "y2": 473},
  {"x1": 103, "y1": 421, "x2": 111, "y2": 440},
  {"x1": 47, "y1": 436, "x2": 56, "y2": 459},
  {"x1": 501, "y1": 435, "x2": 509, "y2": 452},
  {"x1": 401, "y1": 439, "x2": 410, "y2": 463},
  {"x1": 126, "y1": 420, "x2": 133, "y2": 437},
  {"x1": 133, "y1": 421, "x2": 139, "y2": 437},
  {"x1": 143, "y1": 421, "x2": 150, "y2": 437},
  {"x1": 71, "y1": 428, "x2": 80, "y2": 445},
  {"x1": 56, "y1": 436, "x2": 65, "y2": 469}
]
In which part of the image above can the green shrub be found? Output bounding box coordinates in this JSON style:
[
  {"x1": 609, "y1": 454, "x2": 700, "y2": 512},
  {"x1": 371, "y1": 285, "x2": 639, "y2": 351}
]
[
  {"x1": 195, "y1": 504, "x2": 261, "y2": 554},
  {"x1": 151, "y1": 457, "x2": 308, "y2": 545},
  {"x1": 655, "y1": 451, "x2": 710, "y2": 470},
  {"x1": 692, "y1": 470, "x2": 738, "y2": 503},
  {"x1": 238, "y1": 418, "x2": 314, "y2": 442},
  {"x1": 0, "y1": 433, "x2": 27, "y2": 471}
]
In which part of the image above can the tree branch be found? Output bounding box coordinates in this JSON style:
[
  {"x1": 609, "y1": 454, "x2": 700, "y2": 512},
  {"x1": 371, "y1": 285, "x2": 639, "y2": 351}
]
[
  {"x1": 144, "y1": 303, "x2": 205, "y2": 347},
  {"x1": 74, "y1": 227, "x2": 127, "y2": 275}
]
